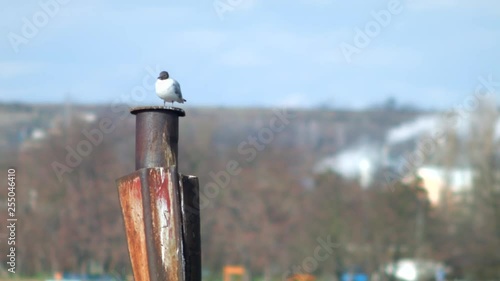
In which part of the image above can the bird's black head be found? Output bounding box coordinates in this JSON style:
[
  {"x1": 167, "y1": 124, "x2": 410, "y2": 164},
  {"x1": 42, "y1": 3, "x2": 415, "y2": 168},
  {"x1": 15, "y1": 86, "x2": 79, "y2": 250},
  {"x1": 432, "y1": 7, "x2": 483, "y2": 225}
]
[{"x1": 158, "y1": 71, "x2": 169, "y2": 80}]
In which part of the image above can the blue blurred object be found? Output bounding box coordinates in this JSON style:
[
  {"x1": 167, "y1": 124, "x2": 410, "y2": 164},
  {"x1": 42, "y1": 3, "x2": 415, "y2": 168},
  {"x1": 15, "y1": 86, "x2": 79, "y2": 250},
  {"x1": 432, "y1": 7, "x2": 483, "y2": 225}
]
[
  {"x1": 342, "y1": 272, "x2": 369, "y2": 281},
  {"x1": 435, "y1": 266, "x2": 446, "y2": 281},
  {"x1": 355, "y1": 273, "x2": 368, "y2": 281}
]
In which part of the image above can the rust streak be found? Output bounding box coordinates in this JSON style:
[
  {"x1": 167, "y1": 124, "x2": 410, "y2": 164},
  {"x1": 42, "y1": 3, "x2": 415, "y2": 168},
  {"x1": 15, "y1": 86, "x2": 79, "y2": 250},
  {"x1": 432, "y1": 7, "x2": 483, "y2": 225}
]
[
  {"x1": 117, "y1": 173, "x2": 150, "y2": 281},
  {"x1": 147, "y1": 167, "x2": 185, "y2": 281}
]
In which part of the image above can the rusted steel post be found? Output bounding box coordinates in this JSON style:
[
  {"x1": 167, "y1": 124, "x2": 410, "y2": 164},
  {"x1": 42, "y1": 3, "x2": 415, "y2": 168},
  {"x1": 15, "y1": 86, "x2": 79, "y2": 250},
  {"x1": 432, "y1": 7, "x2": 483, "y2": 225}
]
[
  {"x1": 133, "y1": 106, "x2": 184, "y2": 170},
  {"x1": 180, "y1": 175, "x2": 201, "y2": 281},
  {"x1": 116, "y1": 106, "x2": 201, "y2": 281}
]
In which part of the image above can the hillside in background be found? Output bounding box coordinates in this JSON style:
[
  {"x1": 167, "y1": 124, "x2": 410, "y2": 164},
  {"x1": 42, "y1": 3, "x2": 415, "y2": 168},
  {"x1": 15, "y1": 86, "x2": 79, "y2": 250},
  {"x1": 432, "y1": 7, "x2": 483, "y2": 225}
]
[
  {"x1": 0, "y1": 102, "x2": 422, "y2": 165},
  {"x1": 1, "y1": 102, "x2": 499, "y2": 280}
]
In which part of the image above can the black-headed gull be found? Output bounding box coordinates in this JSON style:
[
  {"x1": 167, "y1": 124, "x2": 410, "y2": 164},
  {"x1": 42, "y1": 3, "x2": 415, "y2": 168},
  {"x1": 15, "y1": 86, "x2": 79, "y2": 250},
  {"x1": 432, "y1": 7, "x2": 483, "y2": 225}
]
[{"x1": 155, "y1": 71, "x2": 186, "y2": 106}]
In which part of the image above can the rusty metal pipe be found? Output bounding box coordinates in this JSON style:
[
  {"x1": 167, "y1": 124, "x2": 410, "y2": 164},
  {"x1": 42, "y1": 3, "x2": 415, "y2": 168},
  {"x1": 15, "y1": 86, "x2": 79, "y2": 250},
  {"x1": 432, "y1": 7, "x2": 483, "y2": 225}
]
[
  {"x1": 180, "y1": 175, "x2": 201, "y2": 281},
  {"x1": 131, "y1": 106, "x2": 186, "y2": 170},
  {"x1": 117, "y1": 106, "x2": 200, "y2": 281}
]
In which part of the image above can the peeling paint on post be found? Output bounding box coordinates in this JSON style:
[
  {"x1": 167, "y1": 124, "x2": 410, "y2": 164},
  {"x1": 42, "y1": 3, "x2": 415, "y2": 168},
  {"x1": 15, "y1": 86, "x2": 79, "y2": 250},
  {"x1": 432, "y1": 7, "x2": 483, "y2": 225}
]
[
  {"x1": 118, "y1": 173, "x2": 150, "y2": 281},
  {"x1": 116, "y1": 106, "x2": 201, "y2": 281}
]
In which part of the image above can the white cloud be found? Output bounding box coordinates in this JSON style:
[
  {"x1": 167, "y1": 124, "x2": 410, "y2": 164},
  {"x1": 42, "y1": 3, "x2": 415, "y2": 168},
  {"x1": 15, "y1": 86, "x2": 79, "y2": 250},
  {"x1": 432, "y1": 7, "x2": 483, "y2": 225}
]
[
  {"x1": 278, "y1": 93, "x2": 310, "y2": 108},
  {"x1": 145, "y1": 28, "x2": 228, "y2": 56},
  {"x1": 460, "y1": 28, "x2": 500, "y2": 50},
  {"x1": 178, "y1": 29, "x2": 227, "y2": 52},
  {"x1": 408, "y1": 0, "x2": 457, "y2": 11},
  {"x1": 218, "y1": 48, "x2": 267, "y2": 67},
  {"x1": 0, "y1": 62, "x2": 43, "y2": 79},
  {"x1": 408, "y1": 0, "x2": 500, "y2": 12},
  {"x1": 314, "y1": 49, "x2": 346, "y2": 64},
  {"x1": 231, "y1": 27, "x2": 351, "y2": 66},
  {"x1": 353, "y1": 47, "x2": 423, "y2": 68},
  {"x1": 237, "y1": 0, "x2": 259, "y2": 11},
  {"x1": 59, "y1": 4, "x2": 197, "y2": 27},
  {"x1": 299, "y1": 0, "x2": 335, "y2": 6}
]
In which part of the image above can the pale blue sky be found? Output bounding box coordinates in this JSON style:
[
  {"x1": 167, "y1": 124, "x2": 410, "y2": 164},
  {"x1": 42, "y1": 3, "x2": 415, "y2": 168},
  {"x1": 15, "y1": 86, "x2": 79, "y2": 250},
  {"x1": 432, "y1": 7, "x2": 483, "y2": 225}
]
[{"x1": 1, "y1": 0, "x2": 499, "y2": 108}]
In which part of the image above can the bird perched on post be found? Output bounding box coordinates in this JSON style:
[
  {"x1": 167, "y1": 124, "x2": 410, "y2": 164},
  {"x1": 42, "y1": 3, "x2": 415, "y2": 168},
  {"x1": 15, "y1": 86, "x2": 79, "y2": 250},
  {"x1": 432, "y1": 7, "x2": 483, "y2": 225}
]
[{"x1": 155, "y1": 71, "x2": 186, "y2": 106}]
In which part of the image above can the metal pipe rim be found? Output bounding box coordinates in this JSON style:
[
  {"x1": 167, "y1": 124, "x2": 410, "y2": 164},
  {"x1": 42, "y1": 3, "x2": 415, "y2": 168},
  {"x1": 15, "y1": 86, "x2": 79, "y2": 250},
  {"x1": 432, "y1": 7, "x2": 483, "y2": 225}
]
[{"x1": 130, "y1": 106, "x2": 186, "y2": 117}]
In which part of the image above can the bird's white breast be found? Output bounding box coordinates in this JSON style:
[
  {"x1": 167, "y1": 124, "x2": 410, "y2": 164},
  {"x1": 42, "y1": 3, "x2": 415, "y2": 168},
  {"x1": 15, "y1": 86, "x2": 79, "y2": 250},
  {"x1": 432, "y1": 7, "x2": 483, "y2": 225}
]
[
  {"x1": 155, "y1": 79, "x2": 173, "y2": 96},
  {"x1": 155, "y1": 79, "x2": 181, "y2": 102}
]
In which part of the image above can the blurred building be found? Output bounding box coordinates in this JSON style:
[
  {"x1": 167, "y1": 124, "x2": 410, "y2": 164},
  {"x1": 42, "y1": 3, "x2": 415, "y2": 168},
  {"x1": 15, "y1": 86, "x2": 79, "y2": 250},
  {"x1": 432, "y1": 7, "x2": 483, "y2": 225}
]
[
  {"x1": 314, "y1": 143, "x2": 382, "y2": 188},
  {"x1": 413, "y1": 166, "x2": 473, "y2": 205}
]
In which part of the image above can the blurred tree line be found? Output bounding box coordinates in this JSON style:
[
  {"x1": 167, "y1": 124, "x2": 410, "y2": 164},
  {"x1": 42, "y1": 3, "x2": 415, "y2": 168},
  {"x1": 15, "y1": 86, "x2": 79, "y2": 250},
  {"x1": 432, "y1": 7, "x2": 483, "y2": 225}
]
[{"x1": 0, "y1": 103, "x2": 499, "y2": 280}]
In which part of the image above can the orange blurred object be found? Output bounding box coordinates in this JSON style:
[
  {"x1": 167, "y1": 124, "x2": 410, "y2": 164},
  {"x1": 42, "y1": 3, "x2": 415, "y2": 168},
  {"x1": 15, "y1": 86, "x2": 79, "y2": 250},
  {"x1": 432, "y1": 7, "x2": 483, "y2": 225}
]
[
  {"x1": 288, "y1": 274, "x2": 316, "y2": 281},
  {"x1": 223, "y1": 266, "x2": 246, "y2": 281}
]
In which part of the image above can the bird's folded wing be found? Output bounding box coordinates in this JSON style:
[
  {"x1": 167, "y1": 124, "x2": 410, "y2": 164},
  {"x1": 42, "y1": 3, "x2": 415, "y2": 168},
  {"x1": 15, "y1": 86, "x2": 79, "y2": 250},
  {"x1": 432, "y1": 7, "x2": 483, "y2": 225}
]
[{"x1": 173, "y1": 80, "x2": 183, "y2": 99}]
